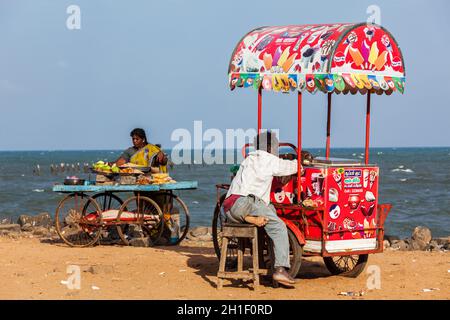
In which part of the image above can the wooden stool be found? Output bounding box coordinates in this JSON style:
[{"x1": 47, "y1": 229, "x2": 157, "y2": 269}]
[{"x1": 217, "y1": 223, "x2": 267, "y2": 290}]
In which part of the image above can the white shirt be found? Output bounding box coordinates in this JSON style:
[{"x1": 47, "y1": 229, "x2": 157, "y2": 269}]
[{"x1": 227, "y1": 150, "x2": 298, "y2": 205}]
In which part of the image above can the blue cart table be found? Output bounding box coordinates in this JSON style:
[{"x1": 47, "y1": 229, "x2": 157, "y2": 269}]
[
  {"x1": 52, "y1": 180, "x2": 198, "y2": 193},
  {"x1": 52, "y1": 181, "x2": 197, "y2": 247}
]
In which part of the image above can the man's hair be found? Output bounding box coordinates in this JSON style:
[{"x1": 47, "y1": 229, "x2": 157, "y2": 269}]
[
  {"x1": 130, "y1": 128, "x2": 147, "y2": 143},
  {"x1": 254, "y1": 130, "x2": 279, "y2": 156}
]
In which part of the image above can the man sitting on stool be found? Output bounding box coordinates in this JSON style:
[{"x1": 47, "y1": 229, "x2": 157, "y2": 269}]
[{"x1": 222, "y1": 131, "x2": 299, "y2": 287}]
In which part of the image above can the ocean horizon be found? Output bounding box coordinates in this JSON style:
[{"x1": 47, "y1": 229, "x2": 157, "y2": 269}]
[{"x1": 0, "y1": 147, "x2": 449, "y2": 239}]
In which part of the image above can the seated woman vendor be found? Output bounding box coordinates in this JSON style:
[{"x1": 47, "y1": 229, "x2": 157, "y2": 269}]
[{"x1": 115, "y1": 128, "x2": 168, "y2": 173}]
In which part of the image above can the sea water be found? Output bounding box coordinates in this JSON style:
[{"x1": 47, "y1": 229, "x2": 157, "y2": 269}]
[{"x1": 0, "y1": 147, "x2": 449, "y2": 238}]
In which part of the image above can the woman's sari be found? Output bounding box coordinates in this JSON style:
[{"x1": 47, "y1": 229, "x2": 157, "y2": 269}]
[{"x1": 130, "y1": 144, "x2": 167, "y2": 173}]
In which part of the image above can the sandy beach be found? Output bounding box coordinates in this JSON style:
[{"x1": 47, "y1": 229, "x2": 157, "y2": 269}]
[{"x1": 0, "y1": 236, "x2": 448, "y2": 300}]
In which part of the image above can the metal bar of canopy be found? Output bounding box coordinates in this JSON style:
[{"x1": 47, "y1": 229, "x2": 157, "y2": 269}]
[
  {"x1": 326, "y1": 93, "x2": 332, "y2": 159},
  {"x1": 365, "y1": 92, "x2": 371, "y2": 165},
  {"x1": 297, "y1": 92, "x2": 302, "y2": 203},
  {"x1": 258, "y1": 88, "x2": 262, "y2": 134}
]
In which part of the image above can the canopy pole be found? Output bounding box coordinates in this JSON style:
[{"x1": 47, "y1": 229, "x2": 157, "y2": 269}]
[
  {"x1": 297, "y1": 92, "x2": 302, "y2": 204},
  {"x1": 326, "y1": 93, "x2": 332, "y2": 159},
  {"x1": 365, "y1": 92, "x2": 371, "y2": 165},
  {"x1": 258, "y1": 87, "x2": 262, "y2": 134}
]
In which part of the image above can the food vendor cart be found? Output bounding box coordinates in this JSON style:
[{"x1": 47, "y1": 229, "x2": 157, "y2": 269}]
[
  {"x1": 213, "y1": 22, "x2": 405, "y2": 278},
  {"x1": 52, "y1": 177, "x2": 197, "y2": 247}
]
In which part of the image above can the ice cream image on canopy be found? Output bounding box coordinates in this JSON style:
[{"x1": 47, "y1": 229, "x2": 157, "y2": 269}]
[
  {"x1": 361, "y1": 40, "x2": 370, "y2": 68},
  {"x1": 272, "y1": 46, "x2": 283, "y2": 67},
  {"x1": 277, "y1": 46, "x2": 291, "y2": 68},
  {"x1": 368, "y1": 41, "x2": 379, "y2": 67},
  {"x1": 319, "y1": 39, "x2": 335, "y2": 72},
  {"x1": 293, "y1": 32, "x2": 309, "y2": 51},
  {"x1": 381, "y1": 34, "x2": 394, "y2": 62},
  {"x1": 343, "y1": 32, "x2": 364, "y2": 67},
  {"x1": 263, "y1": 52, "x2": 273, "y2": 71}
]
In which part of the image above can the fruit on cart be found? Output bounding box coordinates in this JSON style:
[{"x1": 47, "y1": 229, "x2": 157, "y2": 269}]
[
  {"x1": 93, "y1": 161, "x2": 113, "y2": 173},
  {"x1": 111, "y1": 164, "x2": 120, "y2": 173}
]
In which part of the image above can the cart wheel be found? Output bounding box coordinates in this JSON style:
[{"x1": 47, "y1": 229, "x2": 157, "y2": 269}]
[
  {"x1": 264, "y1": 228, "x2": 303, "y2": 278},
  {"x1": 323, "y1": 254, "x2": 368, "y2": 278},
  {"x1": 83, "y1": 192, "x2": 125, "y2": 243},
  {"x1": 158, "y1": 192, "x2": 190, "y2": 245},
  {"x1": 90, "y1": 192, "x2": 124, "y2": 211},
  {"x1": 55, "y1": 193, "x2": 103, "y2": 247},
  {"x1": 116, "y1": 196, "x2": 164, "y2": 246},
  {"x1": 212, "y1": 194, "x2": 239, "y2": 264}
]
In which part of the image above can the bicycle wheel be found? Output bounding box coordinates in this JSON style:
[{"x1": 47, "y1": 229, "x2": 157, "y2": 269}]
[
  {"x1": 158, "y1": 192, "x2": 190, "y2": 245},
  {"x1": 83, "y1": 192, "x2": 125, "y2": 243},
  {"x1": 116, "y1": 196, "x2": 164, "y2": 246},
  {"x1": 55, "y1": 193, "x2": 103, "y2": 247},
  {"x1": 265, "y1": 228, "x2": 303, "y2": 278},
  {"x1": 323, "y1": 254, "x2": 368, "y2": 278}
]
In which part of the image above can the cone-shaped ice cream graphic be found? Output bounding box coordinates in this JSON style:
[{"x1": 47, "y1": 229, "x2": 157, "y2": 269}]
[
  {"x1": 361, "y1": 40, "x2": 370, "y2": 63},
  {"x1": 374, "y1": 51, "x2": 388, "y2": 70},
  {"x1": 277, "y1": 46, "x2": 291, "y2": 67},
  {"x1": 348, "y1": 46, "x2": 364, "y2": 67},
  {"x1": 263, "y1": 53, "x2": 273, "y2": 71},
  {"x1": 332, "y1": 171, "x2": 342, "y2": 190},
  {"x1": 282, "y1": 53, "x2": 297, "y2": 72},
  {"x1": 272, "y1": 46, "x2": 282, "y2": 66},
  {"x1": 368, "y1": 41, "x2": 379, "y2": 65},
  {"x1": 369, "y1": 170, "x2": 377, "y2": 189}
]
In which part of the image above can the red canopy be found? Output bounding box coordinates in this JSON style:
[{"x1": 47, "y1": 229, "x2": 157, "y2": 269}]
[{"x1": 229, "y1": 23, "x2": 405, "y2": 95}]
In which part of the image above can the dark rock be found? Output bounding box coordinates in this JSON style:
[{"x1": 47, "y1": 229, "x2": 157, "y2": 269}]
[
  {"x1": 434, "y1": 237, "x2": 450, "y2": 246},
  {"x1": 1, "y1": 218, "x2": 12, "y2": 224},
  {"x1": 129, "y1": 237, "x2": 150, "y2": 247},
  {"x1": 17, "y1": 212, "x2": 53, "y2": 228},
  {"x1": 127, "y1": 225, "x2": 146, "y2": 238},
  {"x1": 190, "y1": 226, "x2": 209, "y2": 237},
  {"x1": 411, "y1": 226, "x2": 432, "y2": 244},
  {"x1": 444, "y1": 242, "x2": 450, "y2": 251},
  {"x1": 410, "y1": 240, "x2": 428, "y2": 251},
  {"x1": 384, "y1": 234, "x2": 400, "y2": 244},
  {"x1": 21, "y1": 223, "x2": 34, "y2": 232},
  {"x1": 195, "y1": 233, "x2": 213, "y2": 242},
  {"x1": 0, "y1": 224, "x2": 21, "y2": 233},
  {"x1": 425, "y1": 240, "x2": 441, "y2": 252},
  {"x1": 32, "y1": 226, "x2": 51, "y2": 237},
  {"x1": 391, "y1": 240, "x2": 409, "y2": 251}
]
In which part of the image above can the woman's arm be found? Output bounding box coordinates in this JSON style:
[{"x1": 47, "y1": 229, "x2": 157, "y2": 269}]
[
  {"x1": 156, "y1": 151, "x2": 168, "y2": 166},
  {"x1": 115, "y1": 157, "x2": 127, "y2": 166}
]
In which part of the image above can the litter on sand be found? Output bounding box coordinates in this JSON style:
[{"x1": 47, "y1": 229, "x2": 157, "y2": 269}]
[
  {"x1": 91, "y1": 285, "x2": 100, "y2": 290},
  {"x1": 422, "y1": 288, "x2": 440, "y2": 292},
  {"x1": 338, "y1": 291, "x2": 365, "y2": 297},
  {"x1": 159, "y1": 272, "x2": 166, "y2": 276}
]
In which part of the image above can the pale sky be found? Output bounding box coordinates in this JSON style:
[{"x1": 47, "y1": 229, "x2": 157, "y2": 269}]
[{"x1": 0, "y1": 0, "x2": 449, "y2": 150}]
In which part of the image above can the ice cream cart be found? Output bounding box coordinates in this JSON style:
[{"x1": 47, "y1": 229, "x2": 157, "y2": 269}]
[{"x1": 213, "y1": 22, "x2": 405, "y2": 278}]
